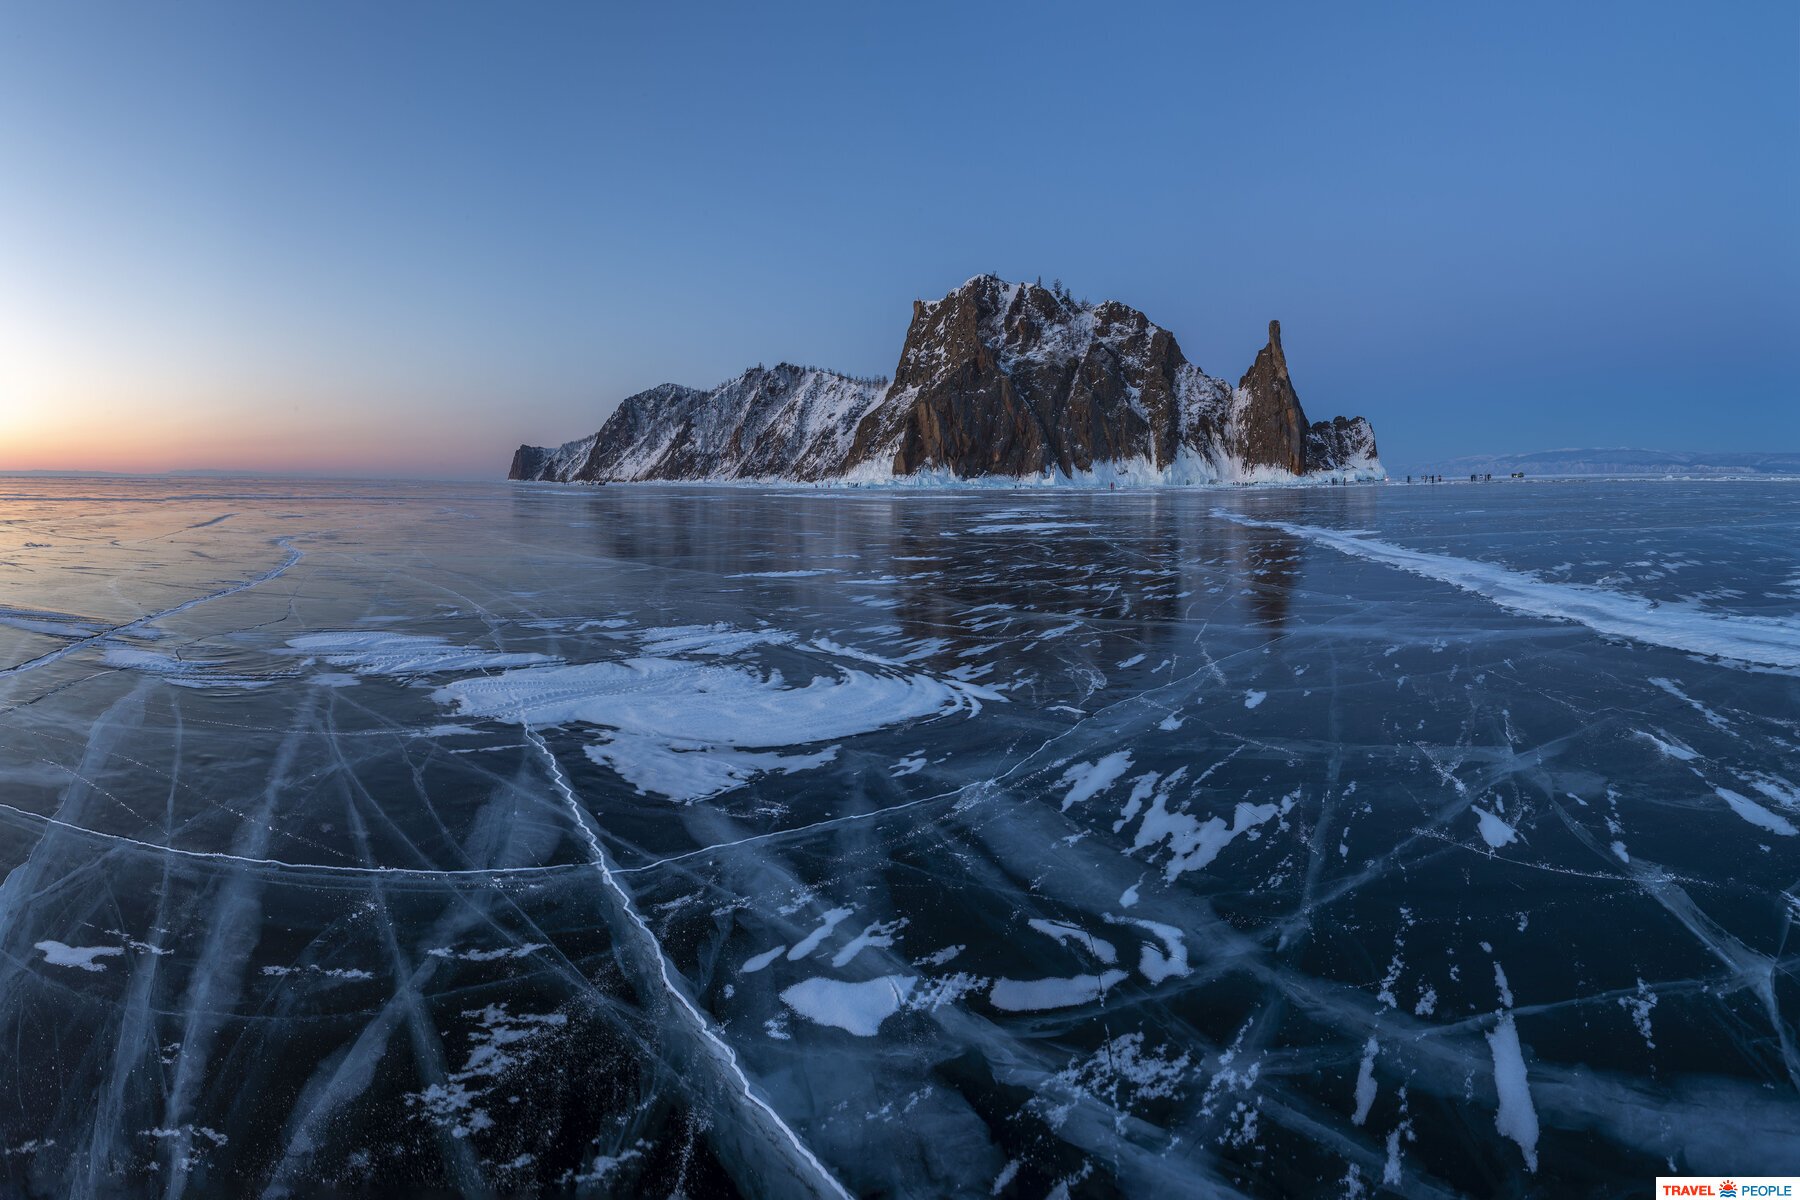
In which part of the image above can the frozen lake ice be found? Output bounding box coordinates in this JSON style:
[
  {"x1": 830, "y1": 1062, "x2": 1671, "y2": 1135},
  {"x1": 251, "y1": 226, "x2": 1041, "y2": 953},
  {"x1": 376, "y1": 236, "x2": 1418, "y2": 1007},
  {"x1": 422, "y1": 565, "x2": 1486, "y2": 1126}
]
[{"x1": 0, "y1": 475, "x2": 1796, "y2": 1196}]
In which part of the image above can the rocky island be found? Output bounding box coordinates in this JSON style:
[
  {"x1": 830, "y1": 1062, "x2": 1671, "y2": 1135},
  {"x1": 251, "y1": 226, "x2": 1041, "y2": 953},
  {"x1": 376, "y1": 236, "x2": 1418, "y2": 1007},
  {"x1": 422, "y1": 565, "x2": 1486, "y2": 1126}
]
[{"x1": 509, "y1": 276, "x2": 1381, "y2": 485}]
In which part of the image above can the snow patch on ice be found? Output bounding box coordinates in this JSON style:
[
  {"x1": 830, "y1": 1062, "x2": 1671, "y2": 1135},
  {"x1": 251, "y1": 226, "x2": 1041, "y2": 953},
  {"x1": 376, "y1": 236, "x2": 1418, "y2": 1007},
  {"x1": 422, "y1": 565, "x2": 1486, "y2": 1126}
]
[
  {"x1": 1106, "y1": 914, "x2": 1190, "y2": 983},
  {"x1": 1058, "y1": 751, "x2": 1133, "y2": 811},
  {"x1": 436, "y1": 654, "x2": 990, "y2": 803},
  {"x1": 1717, "y1": 787, "x2": 1798, "y2": 836},
  {"x1": 1028, "y1": 918, "x2": 1118, "y2": 965},
  {"x1": 1472, "y1": 806, "x2": 1519, "y2": 849},
  {"x1": 287, "y1": 632, "x2": 555, "y2": 676},
  {"x1": 741, "y1": 946, "x2": 786, "y2": 973},
  {"x1": 1133, "y1": 792, "x2": 1292, "y2": 881},
  {"x1": 1634, "y1": 728, "x2": 1699, "y2": 761},
  {"x1": 35, "y1": 941, "x2": 124, "y2": 971},
  {"x1": 989, "y1": 970, "x2": 1128, "y2": 1012},
  {"x1": 788, "y1": 907, "x2": 854, "y2": 960},
  {"x1": 1485, "y1": 1014, "x2": 1539, "y2": 1171},
  {"x1": 1351, "y1": 1037, "x2": 1379, "y2": 1125},
  {"x1": 832, "y1": 919, "x2": 907, "y2": 968},
  {"x1": 635, "y1": 624, "x2": 795, "y2": 656},
  {"x1": 428, "y1": 944, "x2": 545, "y2": 963},
  {"x1": 586, "y1": 738, "x2": 836, "y2": 804},
  {"x1": 779, "y1": 974, "x2": 916, "y2": 1036}
]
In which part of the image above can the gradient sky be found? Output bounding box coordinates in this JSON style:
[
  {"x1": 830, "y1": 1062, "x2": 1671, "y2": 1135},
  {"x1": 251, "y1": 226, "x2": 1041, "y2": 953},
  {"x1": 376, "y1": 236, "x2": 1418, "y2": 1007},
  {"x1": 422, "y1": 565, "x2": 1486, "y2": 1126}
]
[{"x1": 2, "y1": 1, "x2": 1795, "y2": 477}]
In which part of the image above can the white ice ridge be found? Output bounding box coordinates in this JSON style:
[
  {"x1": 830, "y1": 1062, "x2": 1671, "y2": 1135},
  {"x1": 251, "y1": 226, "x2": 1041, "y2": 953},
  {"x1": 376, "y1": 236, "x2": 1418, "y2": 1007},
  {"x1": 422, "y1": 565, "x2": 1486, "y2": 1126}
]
[{"x1": 1214, "y1": 511, "x2": 1800, "y2": 669}]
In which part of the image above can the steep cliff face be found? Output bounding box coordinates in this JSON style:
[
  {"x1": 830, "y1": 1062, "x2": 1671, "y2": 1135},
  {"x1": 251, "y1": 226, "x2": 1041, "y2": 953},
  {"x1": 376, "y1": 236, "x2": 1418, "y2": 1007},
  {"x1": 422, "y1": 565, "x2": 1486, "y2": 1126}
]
[
  {"x1": 1226, "y1": 320, "x2": 1379, "y2": 475},
  {"x1": 841, "y1": 276, "x2": 1229, "y2": 480},
  {"x1": 509, "y1": 276, "x2": 1383, "y2": 484},
  {"x1": 1228, "y1": 320, "x2": 1309, "y2": 475},
  {"x1": 572, "y1": 383, "x2": 706, "y2": 481},
  {"x1": 841, "y1": 277, "x2": 1379, "y2": 482},
  {"x1": 508, "y1": 432, "x2": 600, "y2": 482}
]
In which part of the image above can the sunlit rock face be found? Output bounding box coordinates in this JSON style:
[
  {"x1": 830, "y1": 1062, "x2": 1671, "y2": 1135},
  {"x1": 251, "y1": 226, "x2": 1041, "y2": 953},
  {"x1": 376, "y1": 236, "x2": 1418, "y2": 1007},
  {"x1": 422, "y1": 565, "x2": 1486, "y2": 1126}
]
[
  {"x1": 844, "y1": 276, "x2": 1223, "y2": 480},
  {"x1": 510, "y1": 277, "x2": 1383, "y2": 485}
]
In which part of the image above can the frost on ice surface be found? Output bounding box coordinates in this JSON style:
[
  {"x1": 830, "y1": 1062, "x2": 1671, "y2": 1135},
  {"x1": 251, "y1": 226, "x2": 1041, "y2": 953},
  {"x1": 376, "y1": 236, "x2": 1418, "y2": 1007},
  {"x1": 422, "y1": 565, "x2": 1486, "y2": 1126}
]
[
  {"x1": 2, "y1": 477, "x2": 1797, "y2": 1197},
  {"x1": 1035, "y1": 1032, "x2": 1191, "y2": 1128},
  {"x1": 406, "y1": 1004, "x2": 569, "y2": 1140},
  {"x1": 1619, "y1": 979, "x2": 1658, "y2": 1049}
]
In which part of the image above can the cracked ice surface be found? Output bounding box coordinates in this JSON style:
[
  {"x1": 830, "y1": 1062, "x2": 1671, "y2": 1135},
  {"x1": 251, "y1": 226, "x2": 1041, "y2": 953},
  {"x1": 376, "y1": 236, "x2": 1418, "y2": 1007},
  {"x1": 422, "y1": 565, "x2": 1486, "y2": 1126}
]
[{"x1": 0, "y1": 475, "x2": 1797, "y2": 1196}]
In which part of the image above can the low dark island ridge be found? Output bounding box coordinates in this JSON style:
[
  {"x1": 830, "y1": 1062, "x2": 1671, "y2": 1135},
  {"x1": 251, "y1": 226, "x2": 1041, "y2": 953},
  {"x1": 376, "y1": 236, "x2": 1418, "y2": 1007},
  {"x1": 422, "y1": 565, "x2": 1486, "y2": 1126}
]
[{"x1": 510, "y1": 276, "x2": 1382, "y2": 486}]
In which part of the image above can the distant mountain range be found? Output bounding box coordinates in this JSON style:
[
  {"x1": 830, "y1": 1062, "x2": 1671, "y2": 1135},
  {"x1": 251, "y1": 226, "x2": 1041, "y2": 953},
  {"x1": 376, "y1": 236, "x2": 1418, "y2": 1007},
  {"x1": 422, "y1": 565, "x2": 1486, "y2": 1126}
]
[
  {"x1": 509, "y1": 275, "x2": 1382, "y2": 486},
  {"x1": 1415, "y1": 449, "x2": 1800, "y2": 478}
]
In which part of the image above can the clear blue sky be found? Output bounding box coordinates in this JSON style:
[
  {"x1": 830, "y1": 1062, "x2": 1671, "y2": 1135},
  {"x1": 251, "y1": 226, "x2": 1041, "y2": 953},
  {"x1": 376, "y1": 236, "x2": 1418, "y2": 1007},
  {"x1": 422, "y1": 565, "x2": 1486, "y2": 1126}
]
[{"x1": 2, "y1": 1, "x2": 1795, "y2": 476}]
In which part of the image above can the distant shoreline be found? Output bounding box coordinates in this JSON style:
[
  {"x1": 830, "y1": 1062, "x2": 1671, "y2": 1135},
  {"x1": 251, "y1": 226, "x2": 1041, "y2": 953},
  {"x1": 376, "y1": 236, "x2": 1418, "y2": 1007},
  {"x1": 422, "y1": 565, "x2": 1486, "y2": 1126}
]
[{"x1": 5, "y1": 471, "x2": 1794, "y2": 490}]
